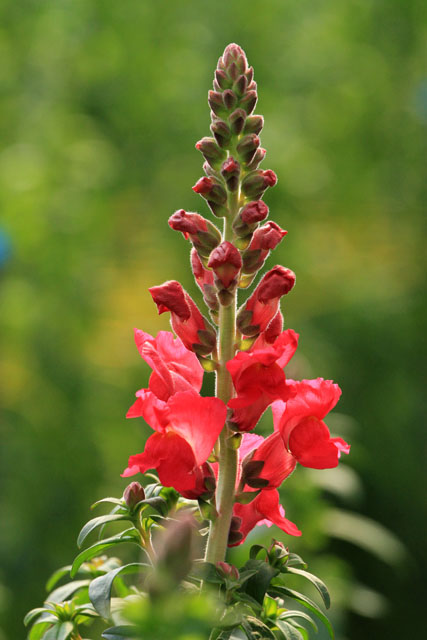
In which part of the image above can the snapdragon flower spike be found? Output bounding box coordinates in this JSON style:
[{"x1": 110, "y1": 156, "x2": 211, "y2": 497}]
[
  {"x1": 149, "y1": 281, "x2": 217, "y2": 356},
  {"x1": 126, "y1": 330, "x2": 203, "y2": 418},
  {"x1": 242, "y1": 222, "x2": 287, "y2": 275},
  {"x1": 272, "y1": 378, "x2": 350, "y2": 469},
  {"x1": 237, "y1": 266, "x2": 296, "y2": 337},
  {"x1": 227, "y1": 329, "x2": 299, "y2": 432},
  {"x1": 190, "y1": 248, "x2": 219, "y2": 315},
  {"x1": 123, "y1": 390, "x2": 226, "y2": 498},
  {"x1": 208, "y1": 241, "x2": 242, "y2": 305},
  {"x1": 168, "y1": 209, "x2": 221, "y2": 260}
]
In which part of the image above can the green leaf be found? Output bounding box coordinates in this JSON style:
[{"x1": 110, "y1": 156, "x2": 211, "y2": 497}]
[
  {"x1": 275, "y1": 620, "x2": 305, "y2": 640},
  {"x1": 45, "y1": 566, "x2": 73, "y2": 592},
  {"x1": 89, "y1": 563, "x2": 148, "y2": 618},
  {"x1": 101, "y1": 625, "x2": 139, "y2": 639},
  {"x1": 48, "y1": 579, "x2": 90, "y2": 603},
  {"x1": 286, "y1": 553, "x2": 306, "y2": 569},
  {"x1": 43, "y1": 621, "x2": 74, "y2": 640},
  {"x1": 240, "y1": 559, "x2": 278, "y2": 605},
  {"x1": 241, "y1": 616, "x2": 275, "y2": 639},
  {"x1": 77, "y1": 514, "x2": 131, "y2": 548},
  {"x1": 91, "y1": 498, "x2": 125, "y2": 510},
  {"x1": 70, "y1": 530, "x2": 140, "y2": 578},
  {"x1": 268, "y1": 586, "x2": 334, "y2": 640},
  {"x1": 279, "y1": 611, "x2": 318, "y2": 633},
  {"x1": 249, "y1": 545, "x2": 266, "y2": 560},
  {"x1": 24, "y1": 608, "x2": 50, "y2": 626},
  {"x1": 286, "y1": 567, "x2": 331, "y2": 608},
  {"x1": 29, "y1": 621, "x2": 52, "y2": 640}
]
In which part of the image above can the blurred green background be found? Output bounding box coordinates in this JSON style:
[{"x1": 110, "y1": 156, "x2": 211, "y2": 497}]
[{"x1": 0, "y1": 0, "x2": 426, "y2": 638}]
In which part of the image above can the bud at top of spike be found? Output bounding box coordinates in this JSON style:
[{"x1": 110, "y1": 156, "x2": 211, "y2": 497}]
[
  {"x1": 208, "y1": 241, "x2": 242, "y2": 289},
  {"x1": 221, "y1": 44, "x2": 248, "y2": 74},
  {"x1": 241, "y1": 201, "x2": 269, "y2": 224}
]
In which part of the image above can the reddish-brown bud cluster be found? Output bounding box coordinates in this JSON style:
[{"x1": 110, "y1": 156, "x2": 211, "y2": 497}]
[
  {"x1": 216, "y1": 561, "x2": 240, "y2": 581},
  {"x1": 169, "y1": 209, "x2": 221, "y2": 260},
  {"x1": 236, "y1": 266, "x2": 296, "y2": 337},
  {"x1": 149, "y1": 280, "x2": 217, "y2": 356},
  {"x1": 208, "y1": 241, "x2": 242, "y2": 305}
]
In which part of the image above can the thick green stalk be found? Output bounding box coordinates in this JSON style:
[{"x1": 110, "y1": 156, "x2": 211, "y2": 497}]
[{"x1": 204, "y1": 196, "x2": 239, "y2": 565}]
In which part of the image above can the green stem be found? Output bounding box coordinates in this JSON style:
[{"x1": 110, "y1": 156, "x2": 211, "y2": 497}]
[{"x1": 204, "y1": 194, "x2": 239, "y2": 565}]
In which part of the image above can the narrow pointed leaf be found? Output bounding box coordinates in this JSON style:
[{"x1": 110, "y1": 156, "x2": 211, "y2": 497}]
[
  {"x1": 249, "y1": 544, "x2": 266, "y2": 560},
  {"x1": 48, "y1": 579, "x2": 90, "y2": 603},
  {"x1": 286, "y1": 567, "x2": 331, "y2": 608},
  {"x1": 279, "y1": 611, "x2": 318, "y2": 633},
  {"x1": 43, "y1": 621, "x2": 74, "y2": 640},
  {"x1": 101, "y1": 625, "x2": 139, "y2": 639},
  {"x1": 241, "y1": 616, "x2": 275, "y2": 639},
  {"x1": 29, "y1": 621, "x2": 52, "y2": 640},
  {"x1": 71, "y1": 531, "x2": 140, "y2": 578},
  {"x1": 286, "y1": 553, "x2": 306, "y2": 568},
  {"x1": 241, "y1": 559, "x2": 278, "y2": 604},
  {"x1": 269, "y1": 586, "x2": 334, "y2": 639},
  {"x1": 77, "y1": 514, "x2": 130, "y2": 548},
  {"x1": 275, "y1": 620, "x2": 305, "y2": 640},
  {"x1": 91, "y1": 498, "x2": 125, "y2": 509},
  {"x1": 89, "y1": 563, "x2": 148, "y2": 618},
  {"x1": 45, "y1": 566, "x2": 73, "y2": 592},
  {"x1": 24, "y1": 608, "x2": 48, "y2": 626}
]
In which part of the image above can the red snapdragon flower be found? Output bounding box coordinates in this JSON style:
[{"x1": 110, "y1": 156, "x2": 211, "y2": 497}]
[
  {"x1": 123, "y1": 390, "x2": 226, "y2": 496},
  {"x1": 226, "y1": 329, "x2": 299, "y2": 431},
  {"x1": 272, "y1": 378, "x2": 350, "y2": 469},
  {"x1": 225, "y1": 433, "x2": 300, "y2": 545},
  {"x1": 149, "y1": 280, "x2": 217, "y2": 356},
  {"x1": 127, "y1": 330, "x2": 203, "y2": 417}
]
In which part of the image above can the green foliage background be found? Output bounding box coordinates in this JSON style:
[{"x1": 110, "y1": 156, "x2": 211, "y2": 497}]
[{"x1": 0, "y1": 0, "x2": 425, "y2": 638}]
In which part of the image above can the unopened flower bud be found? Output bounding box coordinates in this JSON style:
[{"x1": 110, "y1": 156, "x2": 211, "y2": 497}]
[
  {"x1": 221, "y1": 157, "x2": 240, "y2": 192},
  {"x1": 233, "y1": 74, "x2": 248, "y2": 97},
  {"x1": 195, "y1": 137, "x2": 226, "y2": 168},
  {"x1": 246, "y1": 147, "x2": 266, "y2": 171},
  {"x1": 241, "y1": 169, "x2": 277, "y2": 199},
  {"x1": 169, "y1": 210, "x2": 221, "y2": 259},
  {"x1": 236, "y1": 133, "x2": 260, "y2": 165},
  {"x1": 214, "y1": 69, "x2": 231, "y2": 91},
  {"x1": 123, "y1": 481, "x2": 145, "y2": 510},
  {"x1": 208, "y1": 90, "x2": 227, "y2": 118},
  {"x1": 208, "y1": 241, "x2": 242, "y2": 292},
  {"x1": 239, "y1": 90, "x2": 257, "y2": 115},
  {"x1": 222, "y1": 44, "x2": 248, "y2": 75},
  {"x1": 242, "y1": 222, "x2": 287, "y2": 274},
  {"x1": 267, "y1": 539, "x2": 289, "y2": 567},
  {"x1": 244, "y1": 114, "x2": 264, "y2": 135},
  {"x1": 192, "y1": 177, "x2": 227, "y2": 206},
  {"x1": 222, "y1": 89, "x2": 237, "y2": 111},
  {"x1": 211, "y1": 119, "x2": 232, "y2": 148},
  {"x1": 229, "y1": 108, "x2": 247, "y2": 135},
  {"x1": 232, "y1": 200, "x2": 269, "y2": 238},
  {"x1": 149, "y1": 280, "x2": 217, "y2": 356},
  {"x1": 216, "y1": 561, "x2": 240, "y2": 581},
  {"x1": 191, "y1": 248, "x2": 219, "y2": 312},
  {"x1": 236, "y1": 266, "x2": 296, "y2": 337}
]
